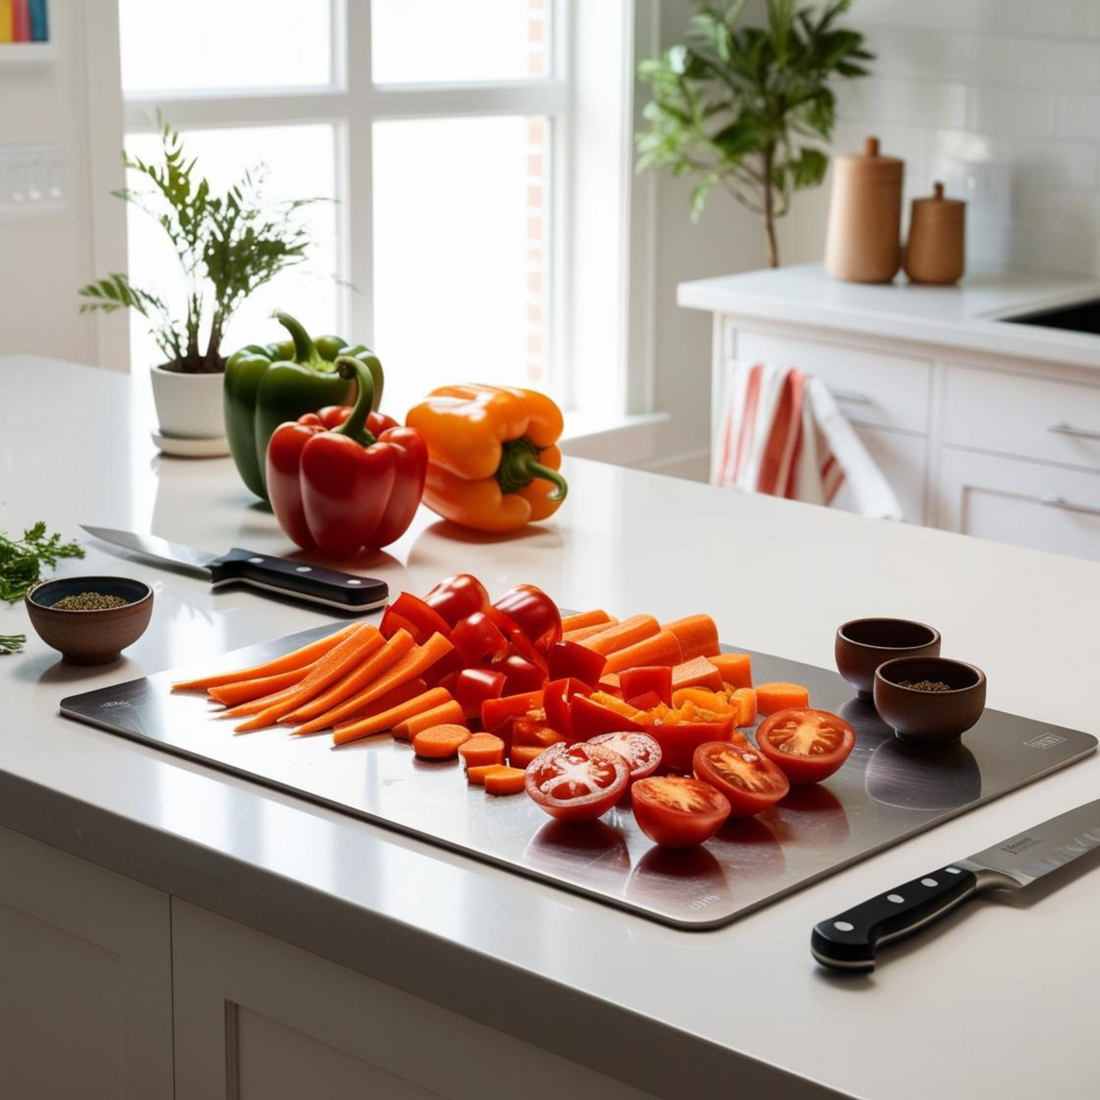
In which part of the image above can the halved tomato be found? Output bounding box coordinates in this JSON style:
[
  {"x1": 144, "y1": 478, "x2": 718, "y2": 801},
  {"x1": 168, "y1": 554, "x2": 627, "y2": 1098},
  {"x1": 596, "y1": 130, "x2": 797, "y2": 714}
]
[
  {"x1": 692, "y1": 741, "x2": 790, "y2": 817},
  {"x1": 630, "y1": 776, "x2": 730, "y2": 848},
  {"x1": 588, "y1": 731, "x2": 662, "y2": 782},
  {"x1": 755, "y1": 708, "x2": 856, "y2": 785},
  {"x1": 524, "y1": 742, "x2": 628, "y2": 822}
]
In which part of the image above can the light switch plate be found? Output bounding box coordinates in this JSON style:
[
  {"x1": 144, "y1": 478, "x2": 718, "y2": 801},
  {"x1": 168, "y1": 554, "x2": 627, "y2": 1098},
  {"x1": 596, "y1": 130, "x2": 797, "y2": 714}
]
[{"x1": 0, "y1": 143, "x2": 65, "y2": 216}]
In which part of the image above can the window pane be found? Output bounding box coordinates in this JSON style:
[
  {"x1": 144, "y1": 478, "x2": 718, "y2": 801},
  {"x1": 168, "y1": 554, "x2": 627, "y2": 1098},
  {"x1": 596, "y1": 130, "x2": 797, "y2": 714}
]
[
  {"x1": 119, "y1": 0, "x2": 332, "y2": 96},
  {"x1": 124, "y1": 125, "x2": 340, "y2": 371},
  {"x1": 371, "y1": 0, "x2": 549, "y2": 84},
  {"x1": 372, "y1": 116, "x2": 551, "y2": 417}
]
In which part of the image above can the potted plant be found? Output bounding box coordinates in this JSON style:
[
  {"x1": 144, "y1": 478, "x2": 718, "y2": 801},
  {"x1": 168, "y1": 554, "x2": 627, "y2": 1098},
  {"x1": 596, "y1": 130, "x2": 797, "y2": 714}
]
[
  {"x1": 636, "y1": 0, "x2": 872, "y2": 268},
  {"x1": 79, "y1": 119, "x2": 317, "y2": 451}
]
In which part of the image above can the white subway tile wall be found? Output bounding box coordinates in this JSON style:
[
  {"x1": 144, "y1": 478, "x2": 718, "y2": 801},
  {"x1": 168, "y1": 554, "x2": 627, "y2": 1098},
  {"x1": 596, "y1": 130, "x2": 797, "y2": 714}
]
[{"x1": 839, "y1": 5, "x2": 1100, "y2": 275}]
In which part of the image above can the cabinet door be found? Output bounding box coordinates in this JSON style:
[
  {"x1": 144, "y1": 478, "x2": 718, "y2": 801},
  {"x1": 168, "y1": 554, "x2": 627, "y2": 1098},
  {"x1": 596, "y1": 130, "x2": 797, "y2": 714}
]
[
  {"x1": 939, "y1": 448, "x2": 1100, "y2": 560},
  {"x1": 831, "y1": 425, "x2": 927, "y2": 524},
  {"x1": 172, "y1": 900, "x2": 656, "y2": 1100},
  {"x1": 0, "y1": 826, "x2": 174, "y2": 1100}
]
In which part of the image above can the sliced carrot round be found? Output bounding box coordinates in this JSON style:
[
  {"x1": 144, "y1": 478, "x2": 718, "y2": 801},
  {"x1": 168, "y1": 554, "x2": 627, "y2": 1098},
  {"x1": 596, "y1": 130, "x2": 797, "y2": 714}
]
[
  {"x1": 458, "y1": 733, "x2": 506, "y2": 769},
  {"x1": 412, "y1": 723, "x2": 472, "y2": 759},
  {"x1": 483, "y1": 766, "x2": 527, "y2": 795}
]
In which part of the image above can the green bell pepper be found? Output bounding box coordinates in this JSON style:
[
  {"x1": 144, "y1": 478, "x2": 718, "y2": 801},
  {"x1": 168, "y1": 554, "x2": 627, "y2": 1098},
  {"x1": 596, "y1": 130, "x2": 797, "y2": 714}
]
[{"x1": 224, "y1": 312, "x2": 384, "y2": 500}]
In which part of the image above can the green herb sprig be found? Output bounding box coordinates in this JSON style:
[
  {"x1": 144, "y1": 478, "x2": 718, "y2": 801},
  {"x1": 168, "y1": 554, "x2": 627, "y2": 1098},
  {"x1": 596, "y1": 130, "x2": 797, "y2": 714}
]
[
  {"x1": 1, "y1": 634, "x2": 26, "y2": 655},
  {"x1": 0, "y1": 523, "x2": 85, "y2": 604}
]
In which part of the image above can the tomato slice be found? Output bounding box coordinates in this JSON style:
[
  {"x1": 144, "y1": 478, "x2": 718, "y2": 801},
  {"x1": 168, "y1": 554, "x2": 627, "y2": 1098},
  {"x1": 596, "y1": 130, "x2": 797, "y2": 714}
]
[
  {"x1": 692, "y1": 741, "x2": 790, "y2": 817},
  {"x1": 589, "y1": 731, "x2": 662, "y2": 782},
  {"x1": 754, "y1": 708, "x2": 856, "y2": 785},
  {"x1": 524, "y1": 743, "x2": 628, "y2": 822},
  {"x1": 630, "y1": 776, "x2": 730, "y2": 848}
]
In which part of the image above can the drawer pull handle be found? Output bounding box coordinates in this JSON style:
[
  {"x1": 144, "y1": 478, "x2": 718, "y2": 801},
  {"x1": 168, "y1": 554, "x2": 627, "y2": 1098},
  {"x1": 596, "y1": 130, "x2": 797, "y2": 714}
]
[
  {"x1": 1041, "y1": 496, "x2": 1100, "y2": 518},
  {"x1": 832, "y1": 389, "x2": 875, "y2": 405},
  {"x1": 1048, "y1": 422, "x2": 1100, "y2": 441}
]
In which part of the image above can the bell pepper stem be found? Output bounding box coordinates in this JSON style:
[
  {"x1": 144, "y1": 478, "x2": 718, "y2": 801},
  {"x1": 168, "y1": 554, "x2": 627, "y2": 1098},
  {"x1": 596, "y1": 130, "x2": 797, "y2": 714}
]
[
  {"x1": 333, "y1": 357, "x2": 378, "y2": 446},
  {"x1": 273, "y1": 311, "x2": 322, "y2": 368},
  {"x1": 497, "y1": 438, "x2": 568, "y2": 502}
]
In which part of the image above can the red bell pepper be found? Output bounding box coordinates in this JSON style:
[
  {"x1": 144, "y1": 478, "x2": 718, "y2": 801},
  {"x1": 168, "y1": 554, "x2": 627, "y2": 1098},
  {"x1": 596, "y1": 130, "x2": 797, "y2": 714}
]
[
  {"x1": 454, "y1": 668, "x2": 507, "y2": 720},
  {"x1": 497, "y1": 653, "x2": 546, "y2": 695},
  {"x1": 481, "y1": 690, "x2": 544, "y2": 734},
  {"x1": 570, "y1": 693, "x2": 643, "y2": 738},
  {"x1": 546, "y1": 640, "x2": 606, "y2": 686},
  {"x1": 492, "y1": 585, "x2": 562, "y2": 653},
  {"x1": 451, "y1": 611, "x2": 511, "y2": 667},
  {"x1": 542, "y1": 677, "x2": 590, "y2": 737},
  {"x1": 619, "y1": 665, "x2": 673, "y2": 707},
  {"x1": 424, "y1": 574, "x2": 491, "y2": 627},
  {"x1": 641, "y1": 716, "x2": 737, "y2": 775},
  {"x1": 266, "y1": 357, "x2": 428, "y2": 559},
  {"x1": 381, "y1": 592, "x2": 452, "y2": 643}
]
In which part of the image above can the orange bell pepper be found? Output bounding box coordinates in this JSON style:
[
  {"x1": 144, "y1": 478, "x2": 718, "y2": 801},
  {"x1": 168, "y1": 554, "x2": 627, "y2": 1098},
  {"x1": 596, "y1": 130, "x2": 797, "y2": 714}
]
[{"x1": 406, "y1": 384, "x2": 568, "y2": 533}]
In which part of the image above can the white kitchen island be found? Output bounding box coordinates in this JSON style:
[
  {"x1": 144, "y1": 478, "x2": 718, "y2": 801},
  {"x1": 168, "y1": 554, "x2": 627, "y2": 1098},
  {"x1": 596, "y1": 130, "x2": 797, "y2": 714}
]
[
  {"x1": 679, "y1": 264, "x2": 1100, "y2": 560},
  {"x1": 2, "y1": 356, "x2": 1099, "y2": 1100}
]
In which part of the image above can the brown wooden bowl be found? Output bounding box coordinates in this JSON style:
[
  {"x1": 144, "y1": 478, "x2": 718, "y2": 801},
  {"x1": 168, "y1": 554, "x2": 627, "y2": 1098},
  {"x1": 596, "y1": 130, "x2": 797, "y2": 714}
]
[
  {"x1": 873, "y1": 657, "x2": 987, "y2": 747},
  {"x1": 26, "y1": 576, "x2": 153, "y2": 665},
  {"x1": 835, "y1": 618, "x2": 941, "y2": 699}
]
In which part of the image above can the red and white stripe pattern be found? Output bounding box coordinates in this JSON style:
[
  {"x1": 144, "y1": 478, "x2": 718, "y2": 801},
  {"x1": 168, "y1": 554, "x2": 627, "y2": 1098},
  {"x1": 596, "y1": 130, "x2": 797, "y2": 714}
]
[{"x1": 713, "y1": 362, "x2": 844, "y2": 506}]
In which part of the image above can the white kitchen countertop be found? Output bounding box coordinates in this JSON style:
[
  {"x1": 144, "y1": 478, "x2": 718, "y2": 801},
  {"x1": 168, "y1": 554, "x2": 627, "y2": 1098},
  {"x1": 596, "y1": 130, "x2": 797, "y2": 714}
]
[
  {"x1": 3, "y1": 355, "x2": 1100, "y2": 1099},
  {"x1": 678, "y1": 263, "x2": 1100, "y2": 370}
]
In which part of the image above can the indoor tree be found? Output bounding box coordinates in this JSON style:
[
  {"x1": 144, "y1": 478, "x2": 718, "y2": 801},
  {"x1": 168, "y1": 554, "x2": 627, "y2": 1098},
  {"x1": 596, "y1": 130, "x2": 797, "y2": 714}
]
[
  {"x1": 636, "y1": 0, "x2": 873, "y2": 268},
  {"x1": 79, "y1": 118, "x2": 318, "y2": 372}
]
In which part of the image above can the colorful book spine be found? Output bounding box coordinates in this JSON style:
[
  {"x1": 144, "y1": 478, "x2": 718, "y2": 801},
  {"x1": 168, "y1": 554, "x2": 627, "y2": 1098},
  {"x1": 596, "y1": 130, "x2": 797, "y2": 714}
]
[
  {"x1": 12, "y1": 0, "x2": 29, "y2": 42},
  {"x1": 27, "y1": 0, "x2": 46, "y2": 42},
  {"x1": 0, "y1": 1, "x2": 14, "y2": 45}
]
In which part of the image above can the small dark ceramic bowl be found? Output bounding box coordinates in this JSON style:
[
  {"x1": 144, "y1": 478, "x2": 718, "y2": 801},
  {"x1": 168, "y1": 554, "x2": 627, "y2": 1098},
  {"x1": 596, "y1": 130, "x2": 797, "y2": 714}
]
[
  {"x1": 835, "y1": 617, "x2": 941, "y2": 699},
  {"x1": 26, "y1": 576, "x2": 153, "y2": 665},
  {"x1": 873, "y1": 657, "x2": 987, "y2": 748}
]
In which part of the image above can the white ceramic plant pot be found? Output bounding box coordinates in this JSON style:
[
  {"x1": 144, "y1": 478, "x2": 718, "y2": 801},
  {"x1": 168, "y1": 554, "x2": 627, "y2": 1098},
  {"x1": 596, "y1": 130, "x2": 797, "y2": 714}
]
[{"x1": 149, "y1": 364, "x2": 230, "y2": 457}]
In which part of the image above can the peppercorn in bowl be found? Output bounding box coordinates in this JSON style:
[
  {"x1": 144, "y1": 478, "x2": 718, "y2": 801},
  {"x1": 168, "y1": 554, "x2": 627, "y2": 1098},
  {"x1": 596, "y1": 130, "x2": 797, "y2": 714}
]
[{"x1": 26, "y1": 576, "x2": 153, "y2": 664}]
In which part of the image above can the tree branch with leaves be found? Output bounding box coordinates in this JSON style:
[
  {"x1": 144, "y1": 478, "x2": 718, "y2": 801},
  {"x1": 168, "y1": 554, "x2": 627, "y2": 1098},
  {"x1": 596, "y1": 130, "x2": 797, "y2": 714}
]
[
  {"x1": 79, "y1": 118, "x2": 321, "y2": 373},
  {"x1": 636, "y1": 0, "x2": 872, "y2": 268}
]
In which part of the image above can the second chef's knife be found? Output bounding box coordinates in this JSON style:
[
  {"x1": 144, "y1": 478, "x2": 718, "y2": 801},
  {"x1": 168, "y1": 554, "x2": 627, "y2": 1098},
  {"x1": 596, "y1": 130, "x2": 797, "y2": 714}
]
[
  {"x1": 83, "y1": 525, "x2": 388, "y2": 613},
  {"x1": 812, "y1": 798, "x2": 1100, "y2": 971}
]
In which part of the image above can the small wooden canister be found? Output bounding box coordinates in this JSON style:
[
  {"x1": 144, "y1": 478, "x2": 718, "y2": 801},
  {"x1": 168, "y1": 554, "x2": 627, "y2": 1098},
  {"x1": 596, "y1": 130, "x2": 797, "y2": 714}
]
[
  {"x1": 824, "y1": 136, "x2": 904, "y2": 283},
  {"x1": 905, "y1": 182, "x2": 965, "y2": 285}
]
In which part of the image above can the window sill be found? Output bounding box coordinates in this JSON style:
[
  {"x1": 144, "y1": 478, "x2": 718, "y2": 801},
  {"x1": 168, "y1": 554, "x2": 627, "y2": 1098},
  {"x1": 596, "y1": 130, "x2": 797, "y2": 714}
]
[{"x1": 559, "y1": 411, "x2": 669, "y2": 466}]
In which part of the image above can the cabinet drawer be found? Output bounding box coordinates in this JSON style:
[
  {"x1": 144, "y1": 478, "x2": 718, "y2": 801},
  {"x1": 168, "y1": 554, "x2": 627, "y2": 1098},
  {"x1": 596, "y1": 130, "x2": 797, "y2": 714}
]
[
  {"x1": 731, "y1": 327, "x2": 932, "y2": 434},
  {"x1": 939, "y1": 447, "x2": 1100, "y2": 561},
  {"x1": 943, "y1": 364, "x2": 1100, "y2": 471}
]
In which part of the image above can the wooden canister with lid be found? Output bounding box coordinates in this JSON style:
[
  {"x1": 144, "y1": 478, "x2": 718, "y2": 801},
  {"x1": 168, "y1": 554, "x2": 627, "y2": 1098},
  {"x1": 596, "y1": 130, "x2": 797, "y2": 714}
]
[
  {"x1": 904, "y1": 182, "x2": 965, "y2": 285},
  {"x1": 824, "y1": 136, "x2": 904, "y2": 283}
]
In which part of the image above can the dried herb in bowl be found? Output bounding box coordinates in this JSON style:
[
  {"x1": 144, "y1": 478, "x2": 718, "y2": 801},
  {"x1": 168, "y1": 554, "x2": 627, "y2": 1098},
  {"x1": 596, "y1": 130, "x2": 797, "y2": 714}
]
[
  {"x1": 0, "y1": 523, "x2": 84, "y2": 603},
  {"x1": 52, "y1": 592, "x2": 128, "y2": 611}
]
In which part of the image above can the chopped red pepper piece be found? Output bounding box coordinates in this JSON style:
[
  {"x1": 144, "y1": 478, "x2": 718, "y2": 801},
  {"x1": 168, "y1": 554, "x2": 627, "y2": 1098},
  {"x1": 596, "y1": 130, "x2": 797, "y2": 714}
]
[
  {"x1": 451, "y1": 611, "x2": 511, "y2": 667},
  {"x1": 382, "y1": 592, "x2": 453, "y2": 644},
  {"x1": 542, "y1": 677, "x2": 590, "y2": 737},
  {"x1": 492, "y1": 584, "x2": 563, "y2": 653},
  {"x1": 424, "y1": 574, "x2": 491, "y2": 628},
  {"x1": 546, "y1": 640, "x2": 606, "y2": 686},
  {"x1": 619, "y1": 665, "x2": 673, "y2": 707},
  {"x1": 453, "y1": 668, "x2": 507, "y2": 721},
  {"x1": 496, "y1": 653, "x2": 546, "y2": 695},
  {"x1": 481, "y1": 690, "x2": 545, "y2": 734},
  {"x1": 570, "y1": 693, "x2": 644, "y2": 738}
]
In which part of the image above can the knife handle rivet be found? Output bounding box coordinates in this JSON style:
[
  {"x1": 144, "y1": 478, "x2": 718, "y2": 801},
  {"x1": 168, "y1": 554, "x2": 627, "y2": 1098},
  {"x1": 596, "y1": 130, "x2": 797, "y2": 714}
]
[
  {"x1": 346, "y1": 579, "x2": 362, "y2": 586},
  {"x1": 833, "y1": 920, "x2": 854, "y2": 932},
  {"x1": 295, "y1": 566, "x2": 312, "y2": 573},
  {"x1": 945, "y1": 866, "x2": 962, "y2": 874},
  {"x1": 921, "y1": 877, "x2": 939, "y2": 887},
  {"x1": 248, "y1": 557, "x2": 264, "y2": 564},
  {"x1": 887, "y1": 894, "x2": 905, "y2": 903}
]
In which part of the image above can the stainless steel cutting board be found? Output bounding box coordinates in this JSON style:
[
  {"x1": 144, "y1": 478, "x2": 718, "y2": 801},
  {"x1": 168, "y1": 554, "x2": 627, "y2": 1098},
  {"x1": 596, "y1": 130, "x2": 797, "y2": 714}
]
[{"x1": 60, "y1": 624, "x2": 1097, "y2": 929}]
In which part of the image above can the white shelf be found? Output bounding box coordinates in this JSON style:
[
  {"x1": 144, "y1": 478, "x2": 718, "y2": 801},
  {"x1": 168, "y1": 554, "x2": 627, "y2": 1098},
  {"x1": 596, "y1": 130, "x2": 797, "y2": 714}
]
[{"x1": 0, "y1": 42, "x2": 57, "y2": 62}]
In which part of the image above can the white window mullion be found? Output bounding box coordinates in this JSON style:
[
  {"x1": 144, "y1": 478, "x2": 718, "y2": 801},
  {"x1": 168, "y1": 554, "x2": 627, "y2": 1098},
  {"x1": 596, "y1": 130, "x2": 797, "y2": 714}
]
[
  {"x1": 122, "y1": 92, "x2": 350, "y2": 132},
  {"x1": 345, "y1": 0, "x2": 374, "y2": 346}
]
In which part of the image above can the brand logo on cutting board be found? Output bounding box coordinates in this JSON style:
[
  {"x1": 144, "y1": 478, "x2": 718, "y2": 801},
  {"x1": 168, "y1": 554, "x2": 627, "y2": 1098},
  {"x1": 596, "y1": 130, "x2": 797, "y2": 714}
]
[{"x1": 1024, "y1": 733, "x2": 1067, "y2": 750}]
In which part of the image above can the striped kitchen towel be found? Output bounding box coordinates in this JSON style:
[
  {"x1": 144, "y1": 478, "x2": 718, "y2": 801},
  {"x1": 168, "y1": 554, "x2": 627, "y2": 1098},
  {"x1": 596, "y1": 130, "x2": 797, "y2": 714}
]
[{"x1": 712, "y1": 360, "x2": 903, "y2": 520}]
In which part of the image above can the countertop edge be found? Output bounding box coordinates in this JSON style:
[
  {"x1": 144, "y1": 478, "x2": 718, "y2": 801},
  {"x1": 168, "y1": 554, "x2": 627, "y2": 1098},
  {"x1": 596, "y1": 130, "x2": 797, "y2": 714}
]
[{"x1": 0, "y1": 768, "x2": 847, "y2": 1100}]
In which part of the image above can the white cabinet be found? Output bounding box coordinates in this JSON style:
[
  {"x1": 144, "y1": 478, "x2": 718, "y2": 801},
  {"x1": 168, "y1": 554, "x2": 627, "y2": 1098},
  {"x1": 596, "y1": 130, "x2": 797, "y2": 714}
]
[
  {"x1": 833, "y1": 425, "x2": 927, "y2": 524},
  {"x1": 171, "y1": 899, "x2": 655, "y2": 1100},
  {"x1": 0, "y1": 826, "x2": 174, "y2": 1100}
]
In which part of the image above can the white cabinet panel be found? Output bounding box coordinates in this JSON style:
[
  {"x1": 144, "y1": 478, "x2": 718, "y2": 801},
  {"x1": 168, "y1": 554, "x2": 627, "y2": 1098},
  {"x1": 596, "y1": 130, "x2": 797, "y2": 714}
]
[
  {"x1": 0, "y1": 826, "x2": 174, "y2": 1100},
  {"x1": 173, "y1": 900, "x2": 656, "y2": 1100},
  {"x1": 939, "y1": 448, "x2": 1100, "y2": 560},
  {"x1": 832, "y1": 426, "x2": 927, "y2": 524},
  {"x1": 944, "y1": 363, "x2": 1100, "y2": 472},
  {"x1": 731, "y1": 327, "x2": 933, "y2": 434}
]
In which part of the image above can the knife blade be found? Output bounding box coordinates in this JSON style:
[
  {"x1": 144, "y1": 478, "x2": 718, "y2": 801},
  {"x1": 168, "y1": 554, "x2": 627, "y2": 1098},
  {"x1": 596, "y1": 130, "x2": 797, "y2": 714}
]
[
  {"x1": 811, "y1": 798, "x2": 1100, "y2": 972},
  {"x1": 82, "y1": 525, "x2": 388, "y2": 613}
]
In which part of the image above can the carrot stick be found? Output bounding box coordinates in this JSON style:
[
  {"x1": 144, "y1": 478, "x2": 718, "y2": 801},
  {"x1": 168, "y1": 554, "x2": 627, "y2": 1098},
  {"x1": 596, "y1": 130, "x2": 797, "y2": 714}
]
[
  {"x1": 329, "y1": 678, "x2": 427, "y2": 730},
  {"x1": 563, "y1": 623, "x2": 616, "y2": 643},
  {"x1": 602, "y1": 629, "x2": 682, "y2": 675},
  {"x1": 671, "y1": 656, "x2": 725, "y2": 693},
  {"x1": 331, "y1": 687, "x2": 453, "y2": 745},
  {"x1": 279, "y1": 629, "x2": 414, "y2": 725},
  {"x1": 296, "y1": 632, "x2": 454, "y2": 736},
  {"x1": 458, "y1": 733, "x2": 506, "y2": 769},
  {"x1": 171, "y1": 623, "x2": 362, "y2": 692},
  {"x1": 396, "y1": 700, "x2": 465, "y2": 742},
  {"x1": 580, "y1": 614, "x2": 660, "y2": 656},
  {"x1": 755, "y1": 682, "x2": 809, "y2": 715},
  {"x1": 221, "y1": 683, "x2": 302, "y2": 719},
  {"x1": 662, "y1": 615, "x2": 720, "y2": 662},
  {"x1": 708, "y1": 653, "x2": 753, "y2": 689},
  {"x1": 560, "y1": 610, "x2": 615, "y2": 633},
  {"x1": 207, "y1": 667, "x2": 311, "y2": 707},
  {"x1": 411, "y1": 720, "x2": 471, "y2": 758},
  {"x1": 483, "y1": 765, "x2": 527, "y2": 795},
  {"x1": 233, "y1": 626, "x2": 384, "y2": 733}
]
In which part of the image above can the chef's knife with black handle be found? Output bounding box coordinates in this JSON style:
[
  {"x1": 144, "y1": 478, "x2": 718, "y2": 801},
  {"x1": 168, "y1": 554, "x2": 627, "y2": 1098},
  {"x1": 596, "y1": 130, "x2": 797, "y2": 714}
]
[
  {"x1": 82, "y1": 525, "x2": 387, "y2": 613},
  {"x1": 812, "y1": 798, "x2": 1100, "y2": 972}
]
